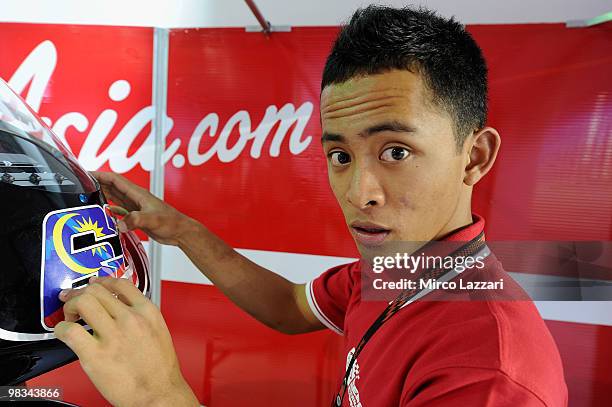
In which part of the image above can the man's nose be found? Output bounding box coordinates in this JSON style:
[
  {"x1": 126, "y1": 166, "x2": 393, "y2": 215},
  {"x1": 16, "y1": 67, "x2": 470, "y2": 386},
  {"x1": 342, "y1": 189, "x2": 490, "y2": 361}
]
[{"x1": 346, "y1": 164, "x2": 385, "y2": 210}]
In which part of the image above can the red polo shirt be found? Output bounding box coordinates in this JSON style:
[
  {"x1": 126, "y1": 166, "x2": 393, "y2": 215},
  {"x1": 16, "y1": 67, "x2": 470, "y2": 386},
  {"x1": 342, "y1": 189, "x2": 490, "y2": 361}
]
[{"x1": 305, "y1": 215, "x2": 568, "y2": 406}]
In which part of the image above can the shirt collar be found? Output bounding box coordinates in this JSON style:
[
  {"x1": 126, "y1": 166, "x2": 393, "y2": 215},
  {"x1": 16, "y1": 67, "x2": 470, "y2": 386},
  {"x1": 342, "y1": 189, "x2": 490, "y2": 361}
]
[{"x1": 442, "y1": 213, "x2": 485, "y2": 242}]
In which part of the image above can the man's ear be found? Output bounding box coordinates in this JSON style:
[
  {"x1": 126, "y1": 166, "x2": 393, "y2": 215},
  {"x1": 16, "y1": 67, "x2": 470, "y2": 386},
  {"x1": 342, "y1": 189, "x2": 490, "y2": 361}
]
[{"x1": 464, "y1": 127, "x2": 501, "y2": 186}]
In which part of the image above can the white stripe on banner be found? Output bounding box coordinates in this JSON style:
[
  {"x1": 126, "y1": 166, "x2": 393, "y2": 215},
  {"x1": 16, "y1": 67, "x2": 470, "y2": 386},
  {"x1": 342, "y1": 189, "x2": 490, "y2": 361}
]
[
  {"x1": 157, "y1": 244, "x2": 355, "y2": 285},
  {"x1": 143, "y1": 243, "x2": 612, "y2": 327}
]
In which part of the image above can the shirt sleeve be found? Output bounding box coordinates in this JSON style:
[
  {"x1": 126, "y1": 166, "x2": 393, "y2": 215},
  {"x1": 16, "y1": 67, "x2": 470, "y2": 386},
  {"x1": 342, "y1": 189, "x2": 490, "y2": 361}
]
[
  {"x1": 305, "y1": 261, "x2": 358, "y2": 335},
  {"x1": 401, "y1": 367, "x2": 549, "y2": 407}
]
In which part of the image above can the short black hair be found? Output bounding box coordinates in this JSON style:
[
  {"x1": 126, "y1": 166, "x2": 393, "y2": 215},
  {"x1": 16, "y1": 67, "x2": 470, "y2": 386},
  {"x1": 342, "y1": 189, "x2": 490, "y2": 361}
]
[{"x1": 321, "y1": 5, "x2": 488, "y2": 145}]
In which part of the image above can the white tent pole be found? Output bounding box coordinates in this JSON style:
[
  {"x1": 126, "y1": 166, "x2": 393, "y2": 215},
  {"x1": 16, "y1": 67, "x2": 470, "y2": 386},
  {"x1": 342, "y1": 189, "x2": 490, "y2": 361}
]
[{"x1": 149, "y1": 27, "x2": 169, "y2": 306}]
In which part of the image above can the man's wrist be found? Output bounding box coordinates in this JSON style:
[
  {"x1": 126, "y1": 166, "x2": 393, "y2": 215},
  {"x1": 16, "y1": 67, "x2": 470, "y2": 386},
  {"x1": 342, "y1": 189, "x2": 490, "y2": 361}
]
[
  {"x1": 145, "y1": 378, "x2": 199, "y2": 407},
  {"x1": 176, "y1": 215, "x2": 204, "y2": 250}
]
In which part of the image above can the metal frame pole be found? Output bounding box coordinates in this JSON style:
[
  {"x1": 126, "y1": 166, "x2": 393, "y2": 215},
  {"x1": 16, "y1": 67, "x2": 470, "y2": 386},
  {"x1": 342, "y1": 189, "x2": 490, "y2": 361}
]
[
  {"x1": 244, "y1": 0, "x2": 271, "y2": 35},
  {"x1": 149, "y1": 27, "x2": 169, "y2": 306}
]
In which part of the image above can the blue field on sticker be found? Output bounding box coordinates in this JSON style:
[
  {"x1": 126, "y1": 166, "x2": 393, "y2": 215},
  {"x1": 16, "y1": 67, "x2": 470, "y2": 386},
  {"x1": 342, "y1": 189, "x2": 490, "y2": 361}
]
[{"x1": 40, "y1": 205, "x2": 125, "y2": 329}]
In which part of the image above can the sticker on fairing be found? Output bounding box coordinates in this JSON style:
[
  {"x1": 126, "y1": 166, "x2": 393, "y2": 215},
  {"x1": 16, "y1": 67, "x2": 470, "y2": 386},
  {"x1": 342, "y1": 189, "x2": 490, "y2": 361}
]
[{"x1": 40, "y1": 204, "x2": 126, "y2": 331}]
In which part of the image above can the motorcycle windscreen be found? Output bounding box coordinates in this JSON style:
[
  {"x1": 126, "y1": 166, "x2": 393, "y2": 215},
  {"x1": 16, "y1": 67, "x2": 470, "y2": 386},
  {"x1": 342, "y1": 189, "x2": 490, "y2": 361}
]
[{"x1": 0, "y1": 78, "x2": 94, "y2": 195}]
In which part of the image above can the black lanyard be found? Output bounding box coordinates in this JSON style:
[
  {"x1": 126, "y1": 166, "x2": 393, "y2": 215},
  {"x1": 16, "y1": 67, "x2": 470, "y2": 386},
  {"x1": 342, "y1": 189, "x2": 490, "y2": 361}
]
[{"x1": 331, "y1": 231, "x2": 486, "y2": 407}]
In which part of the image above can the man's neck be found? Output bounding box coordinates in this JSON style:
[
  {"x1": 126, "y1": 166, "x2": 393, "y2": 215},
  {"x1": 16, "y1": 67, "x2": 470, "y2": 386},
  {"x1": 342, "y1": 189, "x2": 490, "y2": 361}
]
[{"x1": 434, "y1": 197, "x2": 474, "y2": 241}]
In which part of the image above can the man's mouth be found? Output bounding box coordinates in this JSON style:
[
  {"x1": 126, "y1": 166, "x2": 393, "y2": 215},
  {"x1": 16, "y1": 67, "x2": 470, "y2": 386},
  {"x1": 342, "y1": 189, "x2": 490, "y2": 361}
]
[{"x1": 350, "y1": 221, "x2": 391, "y2": 247}]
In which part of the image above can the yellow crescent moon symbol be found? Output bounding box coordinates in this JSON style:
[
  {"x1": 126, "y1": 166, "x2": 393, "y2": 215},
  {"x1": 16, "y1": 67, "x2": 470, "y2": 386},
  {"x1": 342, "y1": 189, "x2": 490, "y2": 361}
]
[{"x1": 52, "y1": 213, "x2": 100, "y2": 275}]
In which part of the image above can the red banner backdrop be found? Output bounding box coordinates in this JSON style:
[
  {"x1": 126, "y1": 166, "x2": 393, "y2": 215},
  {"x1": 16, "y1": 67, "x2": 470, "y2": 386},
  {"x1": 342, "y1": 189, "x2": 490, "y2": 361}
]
[
  {"x1": 0, "y1": 23, "x2": 154, "y2": 189},
  {"x1": 165, "y1": 27, "x2": 354, "y2": 257},
  {"x1": 0, "y1": 21, "x2": 611, "y2": 406}
]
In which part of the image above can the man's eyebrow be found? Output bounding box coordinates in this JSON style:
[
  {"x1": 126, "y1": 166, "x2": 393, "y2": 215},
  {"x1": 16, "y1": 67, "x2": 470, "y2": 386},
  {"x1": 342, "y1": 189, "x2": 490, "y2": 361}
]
[
  {"x1": 321, "y1": 132, "x2": 345, "y2": 143},
  {"x1": 362, "y1": 120, "x2": 417, "y2": 136},
  {"x1": 321, "y1": 120, "x2": 417, "y2": 143}
]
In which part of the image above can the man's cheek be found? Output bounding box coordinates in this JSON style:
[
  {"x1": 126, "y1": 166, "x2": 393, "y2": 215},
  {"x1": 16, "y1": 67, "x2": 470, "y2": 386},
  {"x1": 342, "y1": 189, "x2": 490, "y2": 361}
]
[
  {"x1": 398, "y1": 194, "x2": 416, "y2": 209},
  {"x1": 396, "y1": 175, "x2": 438, "y2": 209},
  {"x1": 329, "y1": 176, "x2": 349, "y2": 208},
  {"x1": 330, "y1": 182, "x2": 343, "y2": 201}
]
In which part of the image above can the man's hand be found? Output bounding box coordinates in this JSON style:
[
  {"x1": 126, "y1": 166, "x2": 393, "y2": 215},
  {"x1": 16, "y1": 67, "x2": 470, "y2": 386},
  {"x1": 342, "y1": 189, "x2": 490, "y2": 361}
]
[
  {"x1": 91, "y1": 171, "x2": 197, "y2": 246},
  {"x1": 55, "y1": 277, "x2": 199, "y2": 407}
]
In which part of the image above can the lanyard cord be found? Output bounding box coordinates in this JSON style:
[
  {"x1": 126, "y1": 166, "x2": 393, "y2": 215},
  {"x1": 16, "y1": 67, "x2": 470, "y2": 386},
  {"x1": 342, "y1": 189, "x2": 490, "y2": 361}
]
[{"x1": 331, "y1": 231, "x2": 486, "y2": 407}]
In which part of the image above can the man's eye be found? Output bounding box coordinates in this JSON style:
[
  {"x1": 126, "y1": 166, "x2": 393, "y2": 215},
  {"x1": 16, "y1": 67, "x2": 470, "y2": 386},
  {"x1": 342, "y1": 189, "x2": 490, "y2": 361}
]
[
  {"x1": 329, "y1": 151, "x2": 351, "y2": 166},
  {"x1": 380, "y1": 147, "x2": 410, "y2": 162}
]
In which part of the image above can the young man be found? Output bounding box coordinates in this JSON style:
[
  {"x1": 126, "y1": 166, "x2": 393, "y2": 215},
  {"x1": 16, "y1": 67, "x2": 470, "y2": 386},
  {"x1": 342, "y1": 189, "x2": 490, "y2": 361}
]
[{"x1": 56, "y1": 5, "x2": 567, "y2": 406}]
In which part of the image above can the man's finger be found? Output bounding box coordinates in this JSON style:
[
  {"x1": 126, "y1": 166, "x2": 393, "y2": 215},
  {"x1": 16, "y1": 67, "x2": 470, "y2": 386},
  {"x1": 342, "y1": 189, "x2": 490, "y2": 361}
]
[
  {"x1": 94, "y1": 277, "x2": 148, "y2": 307},
  {"x1": 63, "y1": 292, "x2": 117, "y2": 337},
  {"x1": 60, "y1": 281, "x2": 130, "y2": 319},
  {"x1": 91, "y1": 171, "x2": 150, "y2": 208},
  {"x1": 59, "y1": 286, "x2": 86, "y2": 302},
  {"x1": 54, "y1": 321, "x2": 97, "y2": 358},
  {"x1": 102, "y1": 187, "x2": 131, "y2": 209},
  {"x1": 121, "y1": 211, "x2": 147, "y2": 232},
  {"x1": 99, "y1": 181, "x2": 137, "y2": 211},
  {"x1": 108, "y1": 205, "x2": 130, "y2": 217}
]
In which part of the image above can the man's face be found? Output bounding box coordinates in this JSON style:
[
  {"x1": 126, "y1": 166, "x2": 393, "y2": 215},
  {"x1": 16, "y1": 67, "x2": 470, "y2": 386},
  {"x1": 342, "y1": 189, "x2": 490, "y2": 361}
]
[{"x1": 320, "y1": 69, "x2": 470, "y2": 255}]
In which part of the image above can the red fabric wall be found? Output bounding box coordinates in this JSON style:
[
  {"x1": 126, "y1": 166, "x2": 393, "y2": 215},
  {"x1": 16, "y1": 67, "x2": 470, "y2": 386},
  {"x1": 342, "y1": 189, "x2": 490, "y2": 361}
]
[{"x1": 0, "y1": 21, "x2": 609, "y2": 406}]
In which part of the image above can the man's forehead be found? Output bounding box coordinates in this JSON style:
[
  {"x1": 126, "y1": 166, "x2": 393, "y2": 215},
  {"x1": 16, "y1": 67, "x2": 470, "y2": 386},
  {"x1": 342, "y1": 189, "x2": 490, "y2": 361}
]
[
  {"x1": 319, "y1": 70, "x2": 430, "y2": 132},
  {"x1": 320, "y1": 70, "x2": 425, "y2": 108},
  {"x1": 319, "y1": 70, "x2": 455, "y2": 141}
]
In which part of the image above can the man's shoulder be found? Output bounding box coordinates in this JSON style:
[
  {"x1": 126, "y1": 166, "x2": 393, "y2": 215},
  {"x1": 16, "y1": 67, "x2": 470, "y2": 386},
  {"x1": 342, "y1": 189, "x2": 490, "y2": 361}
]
[
  {"x1": 317, "y1": 259, "x2": 361, "y2": 285},
  {"x1": 400, "y1": 299, "x2": 566, "y2": 406}
]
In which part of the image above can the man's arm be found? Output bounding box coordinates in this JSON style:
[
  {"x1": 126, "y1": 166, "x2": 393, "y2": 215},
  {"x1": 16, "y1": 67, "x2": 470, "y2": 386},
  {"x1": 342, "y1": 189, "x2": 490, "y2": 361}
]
[
  {"x1": 92, "y1": 171, "x2": 323, "y2": 335},
  {"x1": 176, "y1": 219, "x2": 321, "y2": 334}
]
